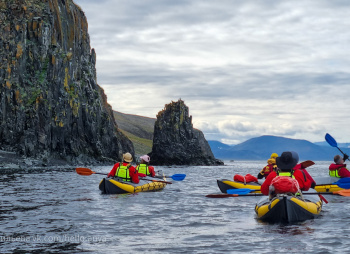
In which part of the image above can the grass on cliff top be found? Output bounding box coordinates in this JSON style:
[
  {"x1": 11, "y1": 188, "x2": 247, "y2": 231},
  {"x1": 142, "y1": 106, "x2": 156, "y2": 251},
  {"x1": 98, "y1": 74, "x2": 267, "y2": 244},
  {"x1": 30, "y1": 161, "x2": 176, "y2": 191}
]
[
  {"x1": 119, "y1": 129, "x2": 152, "y2": 156},
  {"x1": 113, "y1": 111, "x2": 155, "y2": 139},
  {"x1": 113, "y1": 111, "x2": 155, "y2": 156}
]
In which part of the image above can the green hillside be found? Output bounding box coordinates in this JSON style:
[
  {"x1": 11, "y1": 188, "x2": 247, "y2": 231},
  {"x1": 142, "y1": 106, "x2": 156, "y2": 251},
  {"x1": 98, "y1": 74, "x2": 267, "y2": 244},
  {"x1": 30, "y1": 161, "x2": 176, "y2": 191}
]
[{"x1": 113, "y1": 111, "x2": 155, "y2": 156}]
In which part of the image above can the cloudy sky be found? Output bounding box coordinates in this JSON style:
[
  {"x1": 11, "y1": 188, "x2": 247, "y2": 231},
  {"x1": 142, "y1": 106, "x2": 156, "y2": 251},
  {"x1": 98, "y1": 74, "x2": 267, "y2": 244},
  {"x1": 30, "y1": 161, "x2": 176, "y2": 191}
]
[{"x1": 74, "y1": 0, "x2": 350, "y2": 145}]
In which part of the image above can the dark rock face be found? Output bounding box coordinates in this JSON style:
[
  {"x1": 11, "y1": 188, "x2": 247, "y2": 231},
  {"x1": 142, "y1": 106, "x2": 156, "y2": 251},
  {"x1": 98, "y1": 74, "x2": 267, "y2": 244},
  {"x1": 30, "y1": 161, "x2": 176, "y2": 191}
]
[
  {"x1": 0, "y1": 0, "x2": 133, "y2": 164},
  {"x1": 149, "y1": 100, "x2": 223, "y2": 166}
]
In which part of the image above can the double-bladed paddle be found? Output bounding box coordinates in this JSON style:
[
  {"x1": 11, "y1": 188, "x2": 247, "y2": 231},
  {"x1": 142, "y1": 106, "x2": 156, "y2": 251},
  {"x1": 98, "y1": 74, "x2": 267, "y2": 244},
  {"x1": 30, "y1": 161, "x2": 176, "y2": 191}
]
[
  {"x1": 154, "y1": 174, "x2": 186, "y2": 181},
  {"x1": 166, "y1": 174, "x2": 186, "y2": 181},
  {"x1": 76, "y1": 167, "x2": 106, "y2": 175},
  {"x1": 325, "y1": 133, "x2": 350, "y2": 161},
  {"x1": 206, "y1": 189, "x2": 350, "y2": 198},
  {"x1": 75, "y1": 167, "x2": 172, "y2": 184}
]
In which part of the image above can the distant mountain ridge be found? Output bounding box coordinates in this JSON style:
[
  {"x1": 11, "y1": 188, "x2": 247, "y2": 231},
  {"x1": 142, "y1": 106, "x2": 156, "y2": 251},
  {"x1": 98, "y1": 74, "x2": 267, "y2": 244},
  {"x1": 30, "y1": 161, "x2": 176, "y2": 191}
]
[
  {"x1": 314, "y1": 141, "x2": 350, "y2": 148},
  {"x1": 112, "y1": 112, "x2": 349, "y2": 161},
  {"x1": 209, "y1": 135, "x2": 350, "y2": 161}
]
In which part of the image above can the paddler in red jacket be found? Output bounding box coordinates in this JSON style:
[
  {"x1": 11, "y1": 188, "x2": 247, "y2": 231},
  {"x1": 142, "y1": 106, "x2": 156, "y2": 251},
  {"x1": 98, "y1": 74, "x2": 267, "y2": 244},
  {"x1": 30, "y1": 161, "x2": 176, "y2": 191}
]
[
  {"x1": 329, "y1": 154, "x2": 350, "y2": 178},
  {"x1": 136, "y1": 155, "x2": 156, "y2": 177},
  {"x1": 293, "y1": 163, "x2": 316, "y2": 188},
  {"x1": 107, "y1": 153, "x2": 139, "y2": 183},
  {"x1": 261, "y1": 151, "x2": 312, "y2": 195},
  {"x1": 257, "y1": 153, "x2": 278, "y2": 179}
]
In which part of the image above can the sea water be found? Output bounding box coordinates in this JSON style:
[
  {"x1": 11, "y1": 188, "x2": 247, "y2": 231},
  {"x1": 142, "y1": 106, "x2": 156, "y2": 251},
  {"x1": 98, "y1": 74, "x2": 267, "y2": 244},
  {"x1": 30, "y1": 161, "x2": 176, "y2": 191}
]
[{"x1": 1, "y1": 161, "x2": 350, "y2": 253}]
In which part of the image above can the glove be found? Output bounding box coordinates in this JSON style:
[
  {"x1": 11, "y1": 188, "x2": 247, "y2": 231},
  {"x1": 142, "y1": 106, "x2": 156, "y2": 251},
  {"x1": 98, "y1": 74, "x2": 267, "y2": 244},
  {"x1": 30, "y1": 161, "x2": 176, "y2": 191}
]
[
  {"x1": 257, "y1": 173, "x2": 264, "y2": 179},
  {"x1": 343, "y1": 154, "x2": 349, "y2": 161},
  {"x1": 311, "y1": 182, "x2": 316, "y2": 189}
]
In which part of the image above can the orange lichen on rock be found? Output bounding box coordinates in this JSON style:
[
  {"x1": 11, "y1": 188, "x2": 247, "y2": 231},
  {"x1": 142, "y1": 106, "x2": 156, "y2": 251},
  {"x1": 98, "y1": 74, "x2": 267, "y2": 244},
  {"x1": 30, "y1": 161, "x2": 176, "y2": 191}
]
[
  {"x1": 7, "y1": 64, "x2": 11, "y2": 76},
  {"x1": 6, "y1": 80, "x2": 12, "y2": 89},
  {"x1": 16, "y1": 43, "x2": 23, "y2": 59},
  {"x1": 15, "y1": 90, "x2": 22, "y2": 103}
]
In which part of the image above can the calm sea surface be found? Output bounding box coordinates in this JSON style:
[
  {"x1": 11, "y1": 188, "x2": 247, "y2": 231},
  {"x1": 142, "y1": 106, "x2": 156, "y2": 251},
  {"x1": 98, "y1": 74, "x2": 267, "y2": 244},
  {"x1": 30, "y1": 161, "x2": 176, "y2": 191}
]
[{"x1": 1, "y1": 160, "x2": 350, "y2": 253}]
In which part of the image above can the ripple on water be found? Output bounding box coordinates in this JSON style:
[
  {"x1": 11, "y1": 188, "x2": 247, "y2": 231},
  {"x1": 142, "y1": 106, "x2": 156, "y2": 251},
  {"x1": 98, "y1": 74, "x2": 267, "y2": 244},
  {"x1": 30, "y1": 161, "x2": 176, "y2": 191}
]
[{"x1": 1, "y1": 162, "x2": 350, "y2": 253}]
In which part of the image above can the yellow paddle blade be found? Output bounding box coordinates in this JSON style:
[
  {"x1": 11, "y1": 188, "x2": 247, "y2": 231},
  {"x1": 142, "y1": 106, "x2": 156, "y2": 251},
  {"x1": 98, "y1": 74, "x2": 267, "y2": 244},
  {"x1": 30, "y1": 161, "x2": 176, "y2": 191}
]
[
  {"x1": 334, "y1": 189, "x2": 350, "y2": 196},
  {"x1": 76, "y1": 167, "x2": 95, "y2": 176}
]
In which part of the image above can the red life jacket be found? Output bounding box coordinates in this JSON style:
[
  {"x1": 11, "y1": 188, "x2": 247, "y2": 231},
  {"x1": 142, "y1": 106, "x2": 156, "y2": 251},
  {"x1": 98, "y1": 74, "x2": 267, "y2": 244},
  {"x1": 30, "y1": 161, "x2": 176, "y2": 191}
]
[
  {"x1": 270, "y1": 171, "x2": 299, "y2": 194},
  {"x1": 329, "y1": 163, "x2": 346, "y2": 178},
  {"x1": 234, "y1": 174, "x2": 258, "y2": 183}
]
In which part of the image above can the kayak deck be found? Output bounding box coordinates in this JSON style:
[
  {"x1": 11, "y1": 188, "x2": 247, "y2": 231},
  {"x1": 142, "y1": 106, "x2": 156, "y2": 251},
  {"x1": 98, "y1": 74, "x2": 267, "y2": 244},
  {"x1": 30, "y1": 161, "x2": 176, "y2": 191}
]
[
  {"x1": 255, "y1": 193, "x2": 323, "y2": 223},
  {"x1": 218, "y1": 176, "x2": 348, "y2": 194},
  {"x1": 99, "y1": 177, "x2": 167, "y2": 194}
]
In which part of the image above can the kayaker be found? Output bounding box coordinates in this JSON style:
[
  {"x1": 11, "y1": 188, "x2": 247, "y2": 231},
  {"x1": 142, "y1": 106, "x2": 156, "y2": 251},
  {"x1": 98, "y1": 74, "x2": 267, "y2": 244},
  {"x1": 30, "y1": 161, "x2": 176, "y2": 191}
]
[
  {"x1": 107, "y1": 153, "x2": 139, "y2": 183},
  {"x1": 257, "y1": 153, "x2": 278, "y2": 179},
  {"x1": 261, "y1": 151, "x2": 312, "y2": 195},
  {"x1": 136, "y1": 155, "x2": 156, "y2": 177},
  {"x1": 329, "y1": 154, "x2": 350, "y2": 178},
  {"x1": 293, "y1": 163, "x2": 316, "y2": 188}
]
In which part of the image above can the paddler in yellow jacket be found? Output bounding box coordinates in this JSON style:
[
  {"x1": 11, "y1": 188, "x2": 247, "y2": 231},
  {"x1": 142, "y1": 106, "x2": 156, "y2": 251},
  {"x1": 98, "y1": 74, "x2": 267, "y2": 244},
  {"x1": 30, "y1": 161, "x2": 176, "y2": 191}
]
[{"x1": 257, "y1": 153, "x2": 278, "y2": 179}]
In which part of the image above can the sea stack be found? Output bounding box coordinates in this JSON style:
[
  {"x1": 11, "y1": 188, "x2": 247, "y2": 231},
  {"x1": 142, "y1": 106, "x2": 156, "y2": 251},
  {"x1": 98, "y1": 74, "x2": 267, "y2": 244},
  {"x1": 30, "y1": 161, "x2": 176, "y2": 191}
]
[{"x1": 149, "y1": 99, "x2": 223, "y2": 166}]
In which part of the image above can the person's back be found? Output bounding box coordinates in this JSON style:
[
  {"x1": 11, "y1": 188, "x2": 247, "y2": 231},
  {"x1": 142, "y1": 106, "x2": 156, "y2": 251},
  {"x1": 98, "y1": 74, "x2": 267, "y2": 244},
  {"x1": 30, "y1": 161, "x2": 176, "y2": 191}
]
[
  {"x1": 136, "y1": 155, "x2": 156, "y2": 177},
  {"x1": 261, "y1": 151, "x2": 311, "y2": 195},
  {"x1": 257, "y1": 153, "x2": 278, "y2": 179},
  {"x1": 329, "y1": 155, "x2": 350, "y2": 178},
  {"x1": 107, "y1": 153, "x2": 139, "y2": 183},
  {"x1": 293, "y1": 163, "x2": 316, "y2": 188}
]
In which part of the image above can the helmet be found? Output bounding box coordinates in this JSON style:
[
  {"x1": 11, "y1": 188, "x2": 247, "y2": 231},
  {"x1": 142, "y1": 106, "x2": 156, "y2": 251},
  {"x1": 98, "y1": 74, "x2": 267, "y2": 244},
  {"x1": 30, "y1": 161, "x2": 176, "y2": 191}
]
[
  {"x1": 267, "y1": 158, "x2": 276, "y2": 165},
  {"x1": 270, "y1": 153, "x2": 278, "y2": 159}
]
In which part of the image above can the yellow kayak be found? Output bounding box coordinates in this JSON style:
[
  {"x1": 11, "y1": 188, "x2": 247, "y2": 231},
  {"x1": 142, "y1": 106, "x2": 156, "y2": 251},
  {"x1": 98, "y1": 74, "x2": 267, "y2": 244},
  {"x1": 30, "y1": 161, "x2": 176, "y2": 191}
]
[
  {"x1": 217, "y1": 176, "x2": 348, "y2": 194},
  {"x1": 255, "y1": 191, "x2": 323, "y2": 223},
  {"x1": 99, "y1": 177, "x2": 167, "y2": 194}
]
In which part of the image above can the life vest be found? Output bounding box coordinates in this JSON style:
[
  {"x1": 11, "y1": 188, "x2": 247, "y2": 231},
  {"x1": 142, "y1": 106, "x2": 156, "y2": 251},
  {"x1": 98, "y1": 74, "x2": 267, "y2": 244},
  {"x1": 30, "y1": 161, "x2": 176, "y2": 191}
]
[
  {"x1": 136, "y1": 164, "x2": 150, "y2": 175},
  {"x1": 278, "y1": 171, "x2": 295, "y2": 178},
  {"x1": 115, "y1": 163, "x2": 131, "y2": 181},
  {"x1": 261, "y1": 164, "x2": 277, "y2": 177},
  {"x1": 271, "y1": 171, "x2": 299, "y2": 194},
  {"x1": 329, "y1": 164, "x2": 345, "y2": 178}
]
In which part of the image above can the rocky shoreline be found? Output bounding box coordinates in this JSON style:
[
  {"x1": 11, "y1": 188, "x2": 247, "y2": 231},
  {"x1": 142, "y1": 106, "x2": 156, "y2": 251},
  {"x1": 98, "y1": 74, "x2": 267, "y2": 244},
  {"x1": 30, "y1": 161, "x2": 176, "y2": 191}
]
[{"x1": 0, "y1": 149, "x2": 112, "y2": 170}]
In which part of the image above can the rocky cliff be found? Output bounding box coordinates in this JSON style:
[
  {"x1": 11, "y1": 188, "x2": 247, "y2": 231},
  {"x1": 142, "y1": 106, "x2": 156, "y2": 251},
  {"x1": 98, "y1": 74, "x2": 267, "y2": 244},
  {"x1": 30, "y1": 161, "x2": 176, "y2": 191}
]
[
  {"x1": 149, "y1": 100, "x2": 223, "y2": 166},
  {"x1": 0, "y1": 0, "x2": 133, "y2": 165}
]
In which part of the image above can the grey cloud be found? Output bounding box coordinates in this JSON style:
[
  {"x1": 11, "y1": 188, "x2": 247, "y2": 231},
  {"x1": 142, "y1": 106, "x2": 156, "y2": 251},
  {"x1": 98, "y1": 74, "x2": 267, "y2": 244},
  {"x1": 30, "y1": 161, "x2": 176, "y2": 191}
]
[{"x1": 74, "y1": 0, "x2": 350, "y2": 143}]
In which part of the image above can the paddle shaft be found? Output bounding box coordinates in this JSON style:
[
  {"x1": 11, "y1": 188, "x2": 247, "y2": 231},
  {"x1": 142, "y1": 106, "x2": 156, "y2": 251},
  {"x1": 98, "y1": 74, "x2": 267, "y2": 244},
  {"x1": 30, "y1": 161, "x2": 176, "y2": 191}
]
[
  {"x1": 76, "y1": 168, "x2": 172, "y2": 184},
  {"x1": 336, "y1": 147, "x2": 347, "y2": 157},
  {"x1": 91, "y1": 172, "x2": 107, "y2": 175},
  {"x1": 140, "y1": 178, "x2": 172, "y2": 184},
  {"x1": 206, "y1": 191, "x2": 348, "y2": 198},
  {"x1": 154, "y1": 174, "x2": 186, "y2": 181}
]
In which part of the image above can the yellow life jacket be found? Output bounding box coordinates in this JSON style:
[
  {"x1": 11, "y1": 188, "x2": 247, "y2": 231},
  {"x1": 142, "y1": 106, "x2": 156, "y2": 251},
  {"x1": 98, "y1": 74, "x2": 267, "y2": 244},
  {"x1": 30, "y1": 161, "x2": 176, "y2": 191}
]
[
  {"x1": 136, "y1": 164, "x2": 150, "y2": 175},
  {"x1": 329, "y1": 168, "x2": 341, "y2": 178},
  {"x1": 115, "y1": 163, "x2": 131, "y2": 181},
  {"x1": 277, "y1": 171, "x2": 295, "y2": 178}
]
